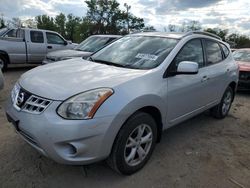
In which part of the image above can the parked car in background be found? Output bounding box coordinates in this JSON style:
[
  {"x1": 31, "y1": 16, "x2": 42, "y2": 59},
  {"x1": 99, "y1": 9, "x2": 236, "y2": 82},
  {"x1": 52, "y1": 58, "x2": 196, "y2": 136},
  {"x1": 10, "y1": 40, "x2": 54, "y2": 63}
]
[
  {"x1": 6, "y1": 32, "x2": 238, "y2": 175},
  {"x1": 0, "y1": 28, "x2": 77, "y2": 71},
  {"x1": 42, "y1": 35, "x2": 121, "y2": 64},
  {"x1": 0, "y1": 69, "x2": 4, "y2": 90},
  {"x1": 233, "y1": 49, "x2": 250, "y2": 89}
]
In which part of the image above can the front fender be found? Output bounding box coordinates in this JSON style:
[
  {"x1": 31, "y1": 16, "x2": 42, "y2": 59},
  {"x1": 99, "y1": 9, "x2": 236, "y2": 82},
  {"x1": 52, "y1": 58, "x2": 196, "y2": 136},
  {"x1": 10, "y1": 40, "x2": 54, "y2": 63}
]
[{"x1": 97, "y1": 94, "x2": 167, "y2": 158}]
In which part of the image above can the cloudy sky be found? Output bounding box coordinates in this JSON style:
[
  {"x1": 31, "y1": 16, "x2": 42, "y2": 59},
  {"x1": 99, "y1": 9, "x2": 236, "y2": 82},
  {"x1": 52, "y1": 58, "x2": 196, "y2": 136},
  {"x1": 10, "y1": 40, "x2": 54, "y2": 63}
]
[{"x1": 0, "y1": 0, "x2": 250, "y2": 34}]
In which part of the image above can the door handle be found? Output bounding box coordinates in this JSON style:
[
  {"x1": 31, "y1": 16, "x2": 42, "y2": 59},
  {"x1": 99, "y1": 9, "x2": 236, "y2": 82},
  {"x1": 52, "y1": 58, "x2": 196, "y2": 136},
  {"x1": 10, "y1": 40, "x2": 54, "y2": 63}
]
[
  {"x1": 47, "y1": 46, "x2": 52, "y2": 49},
  {"x1": 201, "y1": 76, "x2": 210, "y2": 82}
]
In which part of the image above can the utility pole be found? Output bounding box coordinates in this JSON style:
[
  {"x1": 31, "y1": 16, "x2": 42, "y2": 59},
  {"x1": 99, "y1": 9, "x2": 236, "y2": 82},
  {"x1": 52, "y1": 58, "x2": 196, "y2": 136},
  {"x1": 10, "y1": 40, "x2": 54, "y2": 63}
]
[{"x1": 124, "y1": 3, "x2": 131, "y2": 34}]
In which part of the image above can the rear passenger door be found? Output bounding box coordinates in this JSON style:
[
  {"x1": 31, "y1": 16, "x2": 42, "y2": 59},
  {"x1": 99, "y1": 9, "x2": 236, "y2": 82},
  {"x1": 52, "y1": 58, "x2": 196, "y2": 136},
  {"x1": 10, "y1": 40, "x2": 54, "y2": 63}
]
[
  {"x1": 27, "y1": 30, "x2": 47, "y2": 63},
  {"x1": 202, "y1": 39, "x2": 228, "y2": 104},
  {"x1": 45, "y1": 32, "x2": 68, "y2": 52}
]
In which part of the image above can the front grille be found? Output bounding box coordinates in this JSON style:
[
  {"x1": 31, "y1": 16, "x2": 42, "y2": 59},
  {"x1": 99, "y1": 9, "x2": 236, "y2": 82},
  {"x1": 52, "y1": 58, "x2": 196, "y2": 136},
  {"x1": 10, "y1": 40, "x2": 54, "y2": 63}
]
[
  {"x1": 12, "y1": 83, "x2": 52, "y2": 115},
  {"x1": 22, "y1": 95, "x2": 52, "y2": 114},
  {"x1": 239, "y1": 71, "x2": 250, "y2": 81}
]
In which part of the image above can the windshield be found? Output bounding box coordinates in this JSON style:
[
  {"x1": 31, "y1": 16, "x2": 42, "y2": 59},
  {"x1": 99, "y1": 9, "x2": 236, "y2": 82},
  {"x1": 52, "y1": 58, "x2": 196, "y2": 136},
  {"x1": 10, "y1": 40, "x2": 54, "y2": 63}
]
[
  {"x1": 75, "y1": 36, "x2": 115, "y2": 52},
  {"x1": 91, "y1": 36, "x2": 179, "y2": 69},
  {"x1": 0, "y1": 28, "x2": 8, "y2": 36},
  {"x1": 233, "y1": 50, "x2": 250, "y2": 62}
]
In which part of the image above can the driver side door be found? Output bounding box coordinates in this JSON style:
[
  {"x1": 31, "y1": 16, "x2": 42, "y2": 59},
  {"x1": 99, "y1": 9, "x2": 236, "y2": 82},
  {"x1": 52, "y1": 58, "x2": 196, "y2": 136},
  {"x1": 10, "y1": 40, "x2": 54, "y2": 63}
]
[
  {"x1": 166, "y1": 39, "x2": 209, "y2": 125},
  {"x1": 45, "y1": 32, "x2": 68, "y2": 52}
]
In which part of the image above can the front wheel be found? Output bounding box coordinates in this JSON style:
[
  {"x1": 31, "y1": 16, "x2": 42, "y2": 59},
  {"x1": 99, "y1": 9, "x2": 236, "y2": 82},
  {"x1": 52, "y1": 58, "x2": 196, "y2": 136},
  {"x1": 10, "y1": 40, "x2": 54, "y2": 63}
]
[
  {"x1": 211, "y1": 87, "x2": 234, "y2": 119},
  {"x1": 107, "y1": 112, "x2": 157, "y2": 175},
  {"x1": 0, "y1": 55, "x2": 8, "y2": 71}
]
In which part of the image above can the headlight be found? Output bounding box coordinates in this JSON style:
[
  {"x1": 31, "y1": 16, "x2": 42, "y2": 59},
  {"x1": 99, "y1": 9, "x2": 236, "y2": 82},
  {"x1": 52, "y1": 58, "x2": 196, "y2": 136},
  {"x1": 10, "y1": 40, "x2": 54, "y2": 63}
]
[
  {"x1": 11, "y1": 83, "x2": 20, "y2": 104},
  {"x1": 57, "y1": 88, "x2": 113, "y2": 120}
]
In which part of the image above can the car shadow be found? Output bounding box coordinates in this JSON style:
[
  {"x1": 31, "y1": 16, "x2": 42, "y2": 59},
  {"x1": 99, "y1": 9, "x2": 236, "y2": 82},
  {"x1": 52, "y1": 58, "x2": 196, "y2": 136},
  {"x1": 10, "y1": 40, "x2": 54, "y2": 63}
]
[
  {"x1": 6, "y1": 64, "x2": 39, "y2": 72},
  {"x1": 237, "y1": 89, "x2": 250, "y2": 96}
]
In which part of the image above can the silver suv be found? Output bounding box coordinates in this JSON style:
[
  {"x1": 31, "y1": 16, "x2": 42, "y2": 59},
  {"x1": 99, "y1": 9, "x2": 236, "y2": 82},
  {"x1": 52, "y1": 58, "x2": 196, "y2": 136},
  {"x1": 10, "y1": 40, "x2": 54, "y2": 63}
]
[{"x1": 6, "y1": 32, "x2": 238, "y2": 175}]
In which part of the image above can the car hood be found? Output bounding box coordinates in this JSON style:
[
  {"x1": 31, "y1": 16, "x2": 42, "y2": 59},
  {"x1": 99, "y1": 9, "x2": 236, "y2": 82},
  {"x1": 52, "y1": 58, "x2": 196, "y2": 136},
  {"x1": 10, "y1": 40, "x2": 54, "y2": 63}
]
[
  {"x1": 237, "y1": 61, "x2": 250, "y2": 72},
  {"x1": 47, "y1": 49, "x2": 92, "y2": 58},
  {"x1": 19, "y1": 59, "x2": 148, "y2": 100}
]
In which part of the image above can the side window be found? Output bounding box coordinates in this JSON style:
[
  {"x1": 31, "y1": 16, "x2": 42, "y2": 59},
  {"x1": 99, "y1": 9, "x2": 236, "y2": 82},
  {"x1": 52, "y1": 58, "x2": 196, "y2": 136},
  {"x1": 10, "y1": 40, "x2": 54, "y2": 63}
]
[
  {"x1": 30, "y1": 31, "x2": 44, "y2": 43},
  {"x1": 204, "y1": 40, "x2": 223, "y2": 65},
  {"x1": 221, "y1": 43, "x2": 230, "y2": 58},
  {"x1": 173, "y1": 39, "x2": 204, "y2": 69},
  {"x1": 4, "y1": 29, "x2": 24, "y2": 39},
  {"x1": 46, "y1": 32, "x2": 65, "y2": 45}
]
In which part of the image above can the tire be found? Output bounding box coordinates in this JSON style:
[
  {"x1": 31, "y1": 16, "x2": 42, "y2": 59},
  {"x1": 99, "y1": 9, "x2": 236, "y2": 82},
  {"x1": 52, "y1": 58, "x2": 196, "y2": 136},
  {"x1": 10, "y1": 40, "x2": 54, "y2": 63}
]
[
  {"x1": 107, "y1": 112, "x2": 157, "y2": 175},
  {"x1": 211, "y1": 87, "x2": 234, "y2": 119},
  {"x1": 0, "y1": 55, "x2": 8, "y2": 71}
]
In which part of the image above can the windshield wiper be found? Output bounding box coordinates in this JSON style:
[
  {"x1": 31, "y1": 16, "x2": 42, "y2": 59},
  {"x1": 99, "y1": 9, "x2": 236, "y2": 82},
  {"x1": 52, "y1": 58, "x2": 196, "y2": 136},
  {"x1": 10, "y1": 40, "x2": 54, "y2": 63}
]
[{"x1": 91, "y1": 59, "x2": 131, "y2": 68}]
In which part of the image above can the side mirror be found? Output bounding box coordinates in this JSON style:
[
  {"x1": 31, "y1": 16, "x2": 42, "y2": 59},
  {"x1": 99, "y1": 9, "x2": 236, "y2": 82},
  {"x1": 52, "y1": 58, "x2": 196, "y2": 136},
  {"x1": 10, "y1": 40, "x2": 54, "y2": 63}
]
[
  {"x1": 177, "y1": 61, "x2": 199, "y2": 75},
  {"x1": 64, "y1": 40, "x2": 68, "y2": 45},
  {"x1": 66, "y1": 40, "x2": 72, "y2": 45}
]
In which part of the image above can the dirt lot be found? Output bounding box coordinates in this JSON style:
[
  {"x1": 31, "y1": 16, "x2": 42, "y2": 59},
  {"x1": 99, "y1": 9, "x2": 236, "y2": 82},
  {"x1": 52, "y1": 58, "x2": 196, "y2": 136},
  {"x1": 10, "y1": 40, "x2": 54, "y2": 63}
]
[{"x1": 0, "y1": 65, "x2": 250, "y2": 188}]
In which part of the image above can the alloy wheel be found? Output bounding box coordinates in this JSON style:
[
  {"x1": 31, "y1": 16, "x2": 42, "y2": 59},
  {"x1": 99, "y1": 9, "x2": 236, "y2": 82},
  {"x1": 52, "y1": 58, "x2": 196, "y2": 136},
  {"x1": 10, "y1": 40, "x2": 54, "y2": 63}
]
[{"x1": 124, "y1": 124, "x2": 153, "y2": 167}]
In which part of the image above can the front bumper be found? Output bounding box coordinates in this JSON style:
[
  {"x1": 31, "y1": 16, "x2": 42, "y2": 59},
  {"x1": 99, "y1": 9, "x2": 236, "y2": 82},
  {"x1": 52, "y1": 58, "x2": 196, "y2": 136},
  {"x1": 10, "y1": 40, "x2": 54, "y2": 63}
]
[
  {"x1": 5, "y1": 98, "x2": 117, "y2": 165},
  {"x1": 238, "y1": 71, "x2": 250, "y2": 89}
]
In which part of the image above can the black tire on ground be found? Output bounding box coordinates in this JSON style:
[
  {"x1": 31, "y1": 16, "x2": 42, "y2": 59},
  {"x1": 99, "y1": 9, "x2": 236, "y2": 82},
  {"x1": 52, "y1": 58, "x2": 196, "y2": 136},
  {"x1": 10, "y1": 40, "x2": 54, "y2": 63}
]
[
  {"x1": 0, "y1": 55, "x2": 8, "y2": 71},
  {"x1": 211, "y1": 86, "x2": 234, "y2": 119},
  {"x1": 107, "y1": 112, "x2": 157, "y2": 175}
]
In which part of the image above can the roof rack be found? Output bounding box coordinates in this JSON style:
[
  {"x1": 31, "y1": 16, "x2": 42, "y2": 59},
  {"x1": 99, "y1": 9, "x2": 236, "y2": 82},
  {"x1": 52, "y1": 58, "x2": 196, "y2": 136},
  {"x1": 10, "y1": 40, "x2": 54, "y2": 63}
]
[{"x1": 183, "y1": 31, "x2": 222, "y2": 40}]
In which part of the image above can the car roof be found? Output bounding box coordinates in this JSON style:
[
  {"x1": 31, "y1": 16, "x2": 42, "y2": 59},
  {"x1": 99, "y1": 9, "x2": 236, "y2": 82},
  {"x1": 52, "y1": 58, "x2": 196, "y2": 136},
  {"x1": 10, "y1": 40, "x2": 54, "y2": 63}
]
[
  {"x1": 234, "y1": 48, "x2": 250, "y2": 51},
  {"x1": 130, "y1": 31, "x2": 222, "y2": 41},
  {"x1": 130, "y1": 32, "x2": 186, "y2": 39},
  {"x1": 90, "y1": 35, "x2": 122, "y2": 38}
]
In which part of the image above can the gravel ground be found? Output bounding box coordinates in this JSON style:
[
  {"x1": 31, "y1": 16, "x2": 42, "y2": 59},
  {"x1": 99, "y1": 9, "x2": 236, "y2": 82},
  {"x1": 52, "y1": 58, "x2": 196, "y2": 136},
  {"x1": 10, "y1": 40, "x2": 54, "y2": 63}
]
[{"x1": 0, "y1": 65, "x2": 250, "y2": 188}]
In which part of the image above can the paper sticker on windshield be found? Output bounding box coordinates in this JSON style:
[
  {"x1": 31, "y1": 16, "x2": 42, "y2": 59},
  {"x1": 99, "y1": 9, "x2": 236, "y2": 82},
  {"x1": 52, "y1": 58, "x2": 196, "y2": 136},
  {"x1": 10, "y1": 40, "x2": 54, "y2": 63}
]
[{"x1": 136, "y1": 53, "x2": 158, "y2": 61}]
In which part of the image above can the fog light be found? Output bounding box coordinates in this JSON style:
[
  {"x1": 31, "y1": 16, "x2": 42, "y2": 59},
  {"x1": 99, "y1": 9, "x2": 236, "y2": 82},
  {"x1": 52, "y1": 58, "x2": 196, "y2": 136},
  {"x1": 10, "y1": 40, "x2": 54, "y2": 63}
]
[{"x1": 66, "y1": 143, "x2": 77, "y2": 155}]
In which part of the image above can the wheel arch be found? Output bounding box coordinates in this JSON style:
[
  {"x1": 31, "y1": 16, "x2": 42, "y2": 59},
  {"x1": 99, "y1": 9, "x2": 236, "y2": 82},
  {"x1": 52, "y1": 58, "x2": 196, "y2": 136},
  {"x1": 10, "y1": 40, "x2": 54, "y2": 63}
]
[
  {"x1": 0, "y1": 50, "x2": 10, "y2": 64},
  {"x1": 228, "y1": 81, "x2": 237, "y2": 101},
  {"x1": 102, "y1": 94, "x2": 167, "y2": 159}
]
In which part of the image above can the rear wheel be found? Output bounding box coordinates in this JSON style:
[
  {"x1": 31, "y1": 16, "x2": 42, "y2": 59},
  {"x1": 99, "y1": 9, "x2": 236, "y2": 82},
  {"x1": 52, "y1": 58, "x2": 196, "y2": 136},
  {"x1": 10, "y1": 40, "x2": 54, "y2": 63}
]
[
  {"x1": 107, "y1": 112, "x2": 157, "y2": 175},
  {"x1": 0, "y1": 55, "x2": 8, "y2": 71},
  {"x1": 211, "y1": 87, "x2": 234, "y2": 119}
]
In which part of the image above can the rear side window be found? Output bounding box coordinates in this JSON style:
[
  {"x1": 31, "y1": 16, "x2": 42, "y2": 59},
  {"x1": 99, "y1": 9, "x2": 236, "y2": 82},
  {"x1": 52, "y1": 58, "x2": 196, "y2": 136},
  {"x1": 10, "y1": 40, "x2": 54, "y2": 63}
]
[
  {"x1": 221, "y1": 43, "x2": 230, "y2": 58},
  {"x1": 204, "y1": 40, "x2": 223, "y2": 65},
  {"x1": 173, "y1": 39, "x2": 204, "y2": 68},
  {"x1": 30, "y1": 31, "x2": 44, "y2": 43}
]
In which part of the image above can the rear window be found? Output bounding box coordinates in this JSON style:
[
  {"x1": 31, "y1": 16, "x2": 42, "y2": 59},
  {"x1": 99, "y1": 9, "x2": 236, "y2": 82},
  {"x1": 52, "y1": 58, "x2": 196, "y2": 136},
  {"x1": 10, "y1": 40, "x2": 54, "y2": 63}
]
[
  {"x1": 30, "y1": 31, "x2": 44, "y2": 43},
  {"x1": 3, "y1": 29, "x2": 24, "y2": 39}
]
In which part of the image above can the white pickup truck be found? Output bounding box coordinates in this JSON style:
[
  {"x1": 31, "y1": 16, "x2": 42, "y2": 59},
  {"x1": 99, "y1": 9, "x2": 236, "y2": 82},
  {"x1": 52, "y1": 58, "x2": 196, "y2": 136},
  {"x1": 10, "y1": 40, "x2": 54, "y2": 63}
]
[{"x1": 0, "y1": 28, "x2": 77, "y2": 70}]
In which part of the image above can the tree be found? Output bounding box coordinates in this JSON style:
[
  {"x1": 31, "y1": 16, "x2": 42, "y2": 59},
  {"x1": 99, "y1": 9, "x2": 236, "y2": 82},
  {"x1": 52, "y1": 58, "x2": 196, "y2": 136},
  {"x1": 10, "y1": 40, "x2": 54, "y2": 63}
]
[
  {"x1": 0, "y1": 18, "x2": 5, "y2": 29},
  {"x1": 65, "y1": 14, "x2": 81, "y2": 42},
  {"x1": 23, "y1": 19, "x2": 37, "y2": 28},
  {"x1": 143, "y1": 26, "x2": 156, "y2": 32},
  {"x1": 36, "y1": 15, "x2": 56, "y2": 31},
  {"x1": 204, "y1": 28, "x2": 228, "y2": 41},
  {"x1": 55, "y1": 13, "x2": 66, "y2": 37},
  {"x1": 186, "y1": 20, "x2": 201, "y2": 31},
  {"x1": 11, "y1": 17, "x2": 22, "y2": 28},
  {"x1": 168, "y1": 24, "x2": 176, "y2": 32},
  {"x1": 85, "y1": 0, "x2": 145, "y2": 34},
  {"x1": 227, "y1": 33, "x2": 250, "y2": 48}
]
